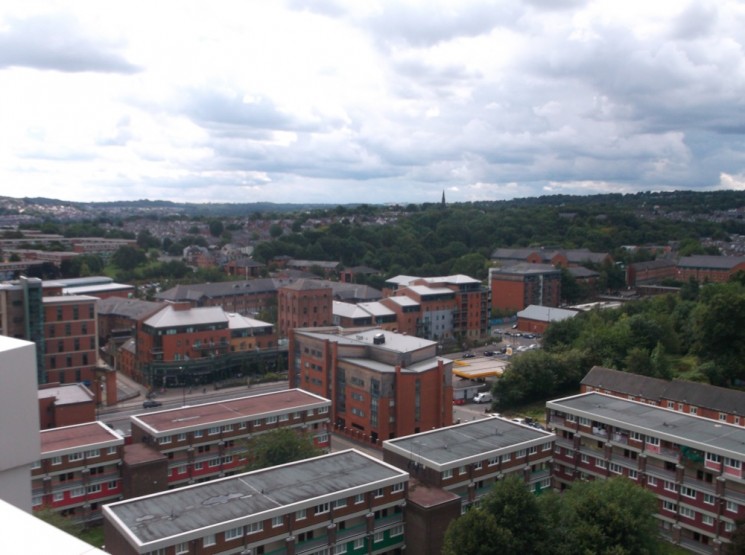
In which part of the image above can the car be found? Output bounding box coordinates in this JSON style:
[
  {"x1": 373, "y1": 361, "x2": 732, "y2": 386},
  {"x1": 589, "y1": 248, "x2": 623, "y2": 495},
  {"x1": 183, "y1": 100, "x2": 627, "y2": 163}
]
[
  {"x1": 142, "y1": 400, "x2": 162, "y2": 408},
  {"x1": 483, "y1": 350, "x2": 495, "y2": 356},
  {"x1": 462, "y1": 352, "x2": 475, "y2": 359},
  {"x1": 473, "y1": 391, "x2": 493, "y2": 404}
]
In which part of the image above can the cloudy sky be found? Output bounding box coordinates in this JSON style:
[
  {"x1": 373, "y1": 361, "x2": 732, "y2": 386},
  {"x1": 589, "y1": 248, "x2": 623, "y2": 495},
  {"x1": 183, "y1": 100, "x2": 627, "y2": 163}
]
[{"x1": 1, "y1": 0, "x2": 745, "y2": 205}]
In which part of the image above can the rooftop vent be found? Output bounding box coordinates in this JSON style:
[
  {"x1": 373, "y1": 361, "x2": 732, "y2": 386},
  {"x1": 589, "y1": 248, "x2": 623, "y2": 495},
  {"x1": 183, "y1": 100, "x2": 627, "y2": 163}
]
[{"x1": 373, "y1": 332, "x2": 385, "y2": 345}]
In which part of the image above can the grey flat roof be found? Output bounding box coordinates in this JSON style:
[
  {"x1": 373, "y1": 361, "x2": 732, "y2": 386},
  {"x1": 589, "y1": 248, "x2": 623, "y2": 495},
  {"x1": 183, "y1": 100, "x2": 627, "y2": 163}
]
[
  {"x1": 104, "y1": 450, "x2": 408, "y2": 549},
  {"x1": 547, "y1": 392, "x2": 745, "y2": 459},
  {"x1": 298, "y1": 328, "x2": 436, "y2": 354},
  {"x1": 384, "y1": 416, "x2": 554, "y2": 470}
]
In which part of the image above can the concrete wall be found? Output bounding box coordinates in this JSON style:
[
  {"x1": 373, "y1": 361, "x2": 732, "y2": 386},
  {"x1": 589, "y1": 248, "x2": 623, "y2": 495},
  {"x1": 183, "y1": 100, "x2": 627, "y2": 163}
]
[{"x1": 0, "y1": 337, "x2": 41, "y2": 511}]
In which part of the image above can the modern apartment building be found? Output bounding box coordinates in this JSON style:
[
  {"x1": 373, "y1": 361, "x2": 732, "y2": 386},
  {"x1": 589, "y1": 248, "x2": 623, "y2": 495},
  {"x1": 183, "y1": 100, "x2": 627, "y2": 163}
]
[
  {"x1": 489, "y1": 263, "x2": 561, "y2": 313},
  {"x1": 547, "y1": 392, "x2": 745, "y2": 554},
  {"x1": 277, "y1": 279, "x2": 334, "y2": 337},
  {"x1": 32, "y1": 421, "x2": 125, "y2": 522},
  {"x1": 383, "y1": 274, "x2": 489, "y2": 341},
  {"x1": 0, "y1": 276, "x2": 45, "y2": 382},
  {"x1": 103, "y1": 449, "x2": 409, "y2": 555},
  {"x1": 290, "y1": 327, "x2": 453, "y2": 444},
  {"x1": 129, "y1": 389, "x2": 332, "y2": 487},
  {"x1": 43, "y1": 293, "x2": 98, "y2": 389}
]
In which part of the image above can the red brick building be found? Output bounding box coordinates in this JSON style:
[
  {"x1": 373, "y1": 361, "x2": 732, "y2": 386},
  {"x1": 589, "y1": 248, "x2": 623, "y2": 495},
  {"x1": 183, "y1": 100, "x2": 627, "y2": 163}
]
[
  {"x1": 129, "y1": 389, "x2": 331, "y2": 487},
  {"x1": 290, "y1": 327, "x2": 453, "y2": 444},
  {"x1": 42, "y1": 294, "x2": 98, "y2": 392},
  {"x1": 32, "y1": 421, "x2": 125, "y2": 523},
  {"x1": 676, "y1": 255, "x2": 745, "y2": 283},
  {"x1": 277, "y1": 279, "x2": 333, "y2": 337},
  {"x1": 580, "y1": 366, "x2": 745, "y2": 427},
  {"x1": 37, "y1": 383, "x2": 96, "y2": 429},
  {"x1": 489, "y1": 263, "x2": 561, "y2": 313},
  {"x1": 626, "y1": 259, "x2": 678, "y2": 286}
]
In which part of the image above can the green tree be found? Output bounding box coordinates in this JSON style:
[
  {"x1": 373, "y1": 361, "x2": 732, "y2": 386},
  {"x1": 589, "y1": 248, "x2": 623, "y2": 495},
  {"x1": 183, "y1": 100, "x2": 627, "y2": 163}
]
[
  {"x1": 111, "y1": 245, "x2": 147, "y2": 271},
  {"x1": 727, "y1": 519, "x2": 745, "y2": 555},
  {"x1": 208, "y1": 219, "x2": 224, "y2": 237},
  {"x1": 243, "y1": 428, "x2": 322, "y2": 471},
  {"x1": 442, "y1": 508, "x2": 514, "y2": 555}
]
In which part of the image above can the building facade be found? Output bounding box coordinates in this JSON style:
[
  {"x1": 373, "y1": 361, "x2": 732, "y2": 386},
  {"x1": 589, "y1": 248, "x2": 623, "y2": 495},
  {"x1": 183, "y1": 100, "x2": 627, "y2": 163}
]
[
  {"x1": 277, "y1": 279, "x2": 334, "y2": 338},
  {"x1": 489, "y1": 264, "x2": 561, "y2": 313},
  {"x1": 676, "y1": 255, "x2": 745, "y2": 284},
  {"x1": 290, "y1": 327, "x2": 453, "y2": 444},
  {"x1": 103, "y1": 449, "x2": 409, "y2": 555},
  {"x1": 547, "y1": 392, "x2": 745, "y2": 554},
  {"x1": 32, "y1": 421, "x2": 125, "y2": 522},
  {"x1": 129, "y1": 389, "x2": 331, "y2": 487}
]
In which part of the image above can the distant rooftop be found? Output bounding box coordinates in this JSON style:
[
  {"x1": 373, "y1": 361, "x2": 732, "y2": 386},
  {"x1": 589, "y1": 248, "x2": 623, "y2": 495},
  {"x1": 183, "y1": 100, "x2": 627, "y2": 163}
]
[
  {"x1": 384, "y1": 416, "x2": 553, "y2": 470},
  {"x1": 38, "y1": 383, "x2": 93, "y2": 405},
  {"x1": 297, "y1": 327, "x2": 436, "y2": 355},
  {"x1": 517, "y1": 304, "x2": 578, "y2": 322},
  {"x1": 143, "y1": 305, "x2": 227, "y2": 329},
  {"x1": 103, "y1": 450, "x2": 408, "y2": 550}
]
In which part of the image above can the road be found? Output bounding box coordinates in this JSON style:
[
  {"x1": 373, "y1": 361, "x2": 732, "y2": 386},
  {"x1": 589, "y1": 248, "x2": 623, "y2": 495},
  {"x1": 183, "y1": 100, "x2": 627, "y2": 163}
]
[{"x1": 97, "y1": 381, "x2": 290, "y2": 435}]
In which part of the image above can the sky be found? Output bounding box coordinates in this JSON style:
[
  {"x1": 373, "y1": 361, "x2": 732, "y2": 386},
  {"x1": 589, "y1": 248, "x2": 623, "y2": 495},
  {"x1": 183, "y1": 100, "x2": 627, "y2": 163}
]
[{"x1": 1, "y1": 0, "x2": 745, "y2": 206}]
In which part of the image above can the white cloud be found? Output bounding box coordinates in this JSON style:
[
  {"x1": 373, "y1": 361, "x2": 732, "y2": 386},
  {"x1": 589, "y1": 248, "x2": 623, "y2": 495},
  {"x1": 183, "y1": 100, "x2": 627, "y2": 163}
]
[{"x1": 0, "y1": 0, "x2": 744, "y2": 204}]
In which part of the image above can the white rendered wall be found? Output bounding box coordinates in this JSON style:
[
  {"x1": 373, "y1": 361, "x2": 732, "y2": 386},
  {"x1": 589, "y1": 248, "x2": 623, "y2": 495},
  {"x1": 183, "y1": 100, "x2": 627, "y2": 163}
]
[{"x1": 0, "y1": 336, "x2": 41, "y2": 511}]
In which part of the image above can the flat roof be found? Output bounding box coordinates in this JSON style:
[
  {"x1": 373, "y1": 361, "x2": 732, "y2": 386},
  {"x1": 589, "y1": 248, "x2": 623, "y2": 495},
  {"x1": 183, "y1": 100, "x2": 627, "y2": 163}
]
[
  {"x1": 383, "y1": 416, "x2": 554, "y2": 470},
  {"x1": 38, "y1": 383, "x2": 93, "y2": 405},
  {"x1": 297, "y1": 328, "x2": 435, "y2": 354},
  {"x1": 40, "y1": 421, "x2": 123, "y2": 456},
  {"x1": 130, "y1": 389, "x2": 330, "y2": 436},
  {"x1": 104, "y1": 450, "x2": 408, "y2": 550},
  {"x1": 451, "y1": 356, "x2": 507, "y2": 379},
  {"x1": 547, "y1": 392, "x2": 745, "y2": 459}
]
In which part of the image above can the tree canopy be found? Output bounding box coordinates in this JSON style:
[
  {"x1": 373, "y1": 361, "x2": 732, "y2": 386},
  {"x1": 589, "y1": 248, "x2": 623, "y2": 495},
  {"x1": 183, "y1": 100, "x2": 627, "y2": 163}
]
[
  {"x1": 242, "y1": 428, "x2": 322, "y2": 471},
  {"x1": 443, "y1": 476, "x2": 658, "y2": 555}
]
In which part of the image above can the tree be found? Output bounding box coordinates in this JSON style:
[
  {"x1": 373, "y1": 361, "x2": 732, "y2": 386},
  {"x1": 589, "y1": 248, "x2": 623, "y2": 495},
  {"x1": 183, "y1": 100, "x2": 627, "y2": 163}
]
[
  {"x1": 111, "y1": 245, "x2": 147, "y2": 271},
  {"x1": 208, "y1": 220, "x2": 224, "y2": 237},
  {"x1": 442, "y1": 508, "x2": 514, "y2": 555},
  {"x1": 242, "y1": 428, "x2": 322, "y2": 471},
  {"x1": 727, "y1": 519, "x2": 745, "y2": 555}
]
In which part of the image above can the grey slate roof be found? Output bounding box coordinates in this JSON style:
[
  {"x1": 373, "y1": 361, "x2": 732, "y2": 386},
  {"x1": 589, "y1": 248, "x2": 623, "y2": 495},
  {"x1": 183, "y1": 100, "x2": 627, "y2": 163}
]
[
  {"x1": 581, "y1": 366, "x2": 745, "y2": 415},
  {"x1": 517, "y1": 305, "x2": 578, "y2": 322},
  {"x1": 678, "y1": 255, "x2": 745, "y2": 270},
  {"x1": 96, "y1": 297, "x2": 166, "y2": 319}
]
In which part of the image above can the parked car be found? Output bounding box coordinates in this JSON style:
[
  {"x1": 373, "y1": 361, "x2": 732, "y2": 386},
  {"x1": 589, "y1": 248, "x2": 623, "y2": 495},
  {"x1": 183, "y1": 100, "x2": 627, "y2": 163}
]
[
  {"x1": 143, "y1": 400, "x2": 162, "y2": 408},
  {"x1": 463, "y1": 352, "x2": 475, "y2": 359},
  {"x1": 483, "y1": 350, "x2": 495, "y2": 356}
]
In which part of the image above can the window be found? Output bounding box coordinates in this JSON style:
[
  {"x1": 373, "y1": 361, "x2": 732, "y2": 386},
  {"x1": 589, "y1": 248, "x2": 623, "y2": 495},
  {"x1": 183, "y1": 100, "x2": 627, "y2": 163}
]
[
  {"x1": 354, "y1": 493, "x2": 365, "y2": 504},
  {"x1": 609, "y1": 463, "x2": 622, "y2": 474},
  {"x1": 248, "y1": 521, "x2": 263, "y2": 534},
  {"x1": 374, "y1": 532, "x2": 384, "y2": 543},
  {"x1": 159, "y1": 436, "x2": 172, "y2": 445},
  {"x1": 667, "y1": 401, "x2": 675, "y2": 409},
  {"x1": 208, "y1": 426, "x2": 220, "y2": 435},
  {"x1": 392, "y1": 482, "x2": 404, "y2": 493},
  {"x1": 334, "y1": 498, "x2": 347, "y2": 508},
  {"x1": 459, "y1": 466, "x2": 467, "y2": 476},
  {"x1": 225, "y1": 526, "x2": 242, "y2": 540},
  {"x1": 629, "y1": 469, "x2": 638, "y2": 479},
  {"x1": 630, "y1": 431, "x2": 642, "y2": 441},
  {"x1": 681, "y1": 486, "x2": 696, "y2": 499},
  {"x1": 488, "y1": 456, "x2": 498, "y2": 466},
  {"x1": 108, "y1": 480, "x2": 119, "y2": 489},
  {"x1": 177, "y1": 433, "x2": 187, "y2": 442},
  {"x1": 516, "y1": 449, "x2": 526, "y2": 458},
  {"x1": 726, "y1": 522, "x2": 736, "y2": 533},
  {"x1": 726, "y1": 501, "x2": 738, "y2": 513},
  {"x1": 647, "y1": 476, "x2": 657, "y2": 486},
  {"x1": 391, "y1": 524, "x2": 404, "y2": 537},
  {"x1": 208, "y1": 458, "x2": 220, "y2": 468},
  {"x1": 266, "y1": 415, "x2": 278, "y2": 424},
  {"x1": 316, "y1": 502, "x2": 330, "y2": 514},
  {"x1": 334, "y1": 545, "x2": 347, "y2": 555},
  {"x1": 32, "y1": 495, "x2": 42, "y2": 507},
  {"x1": 85, "y1": 449, "x2": 100, "y2": 458},
  {"x1": 662, "y1": 500, "x2": 676, "y2": 512},
  {"x1": 272, "y1": 516, "x2": 283, "y2": 527},
  {"x1": 543, "y1": 442, "x2": 552, "y2": 451},
  {"x1": 690, "y1": 406, "x2": 698, "y2": 415},
  {"x1": 706, "y1": 452, "x2": 721, "y2": 464},
  {"x1": 443, "y1": 469, "x2": 453, "y2": 479},
  {"x1": 725, "y1": 458, "x2": 742, "y2": 470},
  {"x1": 296, "y1": 508, "x2": 307, "y2": 520},
  {"x1": 87, "y1": 484, "x2": 101, "y2": 494},
  {"x1": 194, "y1": 462, "x2": 203, "y2": 470},
  {"x1": 318, "y1": 406, "x2": 329, "y2": 414},
  {"x1": 664, "y1": 481, "x2": 678, "y2": 492},
  {"x1": 501, "y1": 453, "x2": 511, "y2": 463},
  {"x1": 704, "y1": 493, "x2": 715, "y2": 505},
  {"x1": 53, "y1": 492, "x2": 64, "y2": 502},
  {"x1": 374, "y1": 488, "x2": 384, "y2": 498},
  {"x1": 680, "y1": 506, "x2": 695, "y2": 519},
  {"x1": 194, "y1": 430, "x2": 203, "y2": 438},
  {"x1": 702, "y1": 515, "x2": 715, "y2": 526},
  {"x1": 354, "y1": 539, "x2": 365, "y2": 549},
  {"x1": 222, "y1": 424, "x2": 233, "y2": 432},
  {"x1": 68, "y1": 452, "x2": 83, "y2": 462},
  {"x1": 108, "y1": 447, "x2": 117, "y2": 455},
  {"x1": 720, "y1": 413, "x2": 727, "y2": 422},
  {"x1": 528, "y1": 446, "x2": 538, "y2": 455},
  {"x1": 596, "y1": 459, "x2": 607, "y2": 469},
  {"x1": 239, "y1": 421, "x2": 247, "y2": 429},
  {"x1": 203, "y1": 534, "x2": 216, "y2": 547},
  {"x1": 71, "y1": 487, "x2": 85, "y2": 498},
  {"x1": 176, "y1": 543, "x2": 189, "y2": 555}
]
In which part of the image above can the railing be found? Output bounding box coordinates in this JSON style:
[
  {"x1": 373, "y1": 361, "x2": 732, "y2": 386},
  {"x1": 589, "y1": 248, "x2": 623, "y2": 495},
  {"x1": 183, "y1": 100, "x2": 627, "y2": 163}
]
[
  {"x1": 336, "y1": 521, "x2": 367, "y2": 542},
  {"x1": 295, "y1": 534, "x2": 329, "y2": 554}
]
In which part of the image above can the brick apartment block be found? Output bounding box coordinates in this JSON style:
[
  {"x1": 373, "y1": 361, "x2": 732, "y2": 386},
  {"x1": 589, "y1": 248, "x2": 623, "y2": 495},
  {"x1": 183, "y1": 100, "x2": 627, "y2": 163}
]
[{"x1": 103, "y1": 449, "x2": 409, "y2": 555}]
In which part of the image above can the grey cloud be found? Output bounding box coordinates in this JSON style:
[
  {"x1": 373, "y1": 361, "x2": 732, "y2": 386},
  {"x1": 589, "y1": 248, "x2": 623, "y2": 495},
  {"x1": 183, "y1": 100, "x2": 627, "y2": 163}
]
[
  {"x1": 671, "y1": 2, "x2": 718, "y2": 40},
  {"x1": 0, "y1": 13, "x2": 140, "y2": 74}
]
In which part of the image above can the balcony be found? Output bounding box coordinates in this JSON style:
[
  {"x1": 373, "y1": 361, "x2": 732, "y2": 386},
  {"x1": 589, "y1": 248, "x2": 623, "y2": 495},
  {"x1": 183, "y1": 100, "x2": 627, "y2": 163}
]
[{"x1": 295, "y1": 534, "x2": 329, "y2": 554}]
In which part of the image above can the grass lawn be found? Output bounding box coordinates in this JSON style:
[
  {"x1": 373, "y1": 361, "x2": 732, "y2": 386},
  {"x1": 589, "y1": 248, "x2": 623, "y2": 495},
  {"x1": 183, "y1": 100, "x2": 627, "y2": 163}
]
[{"x1": 78, "y1": 525, "x2": 105, "y2": 549}]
